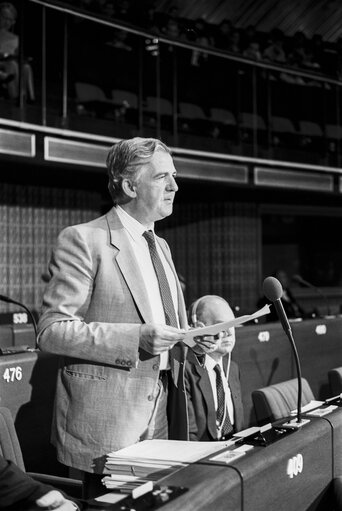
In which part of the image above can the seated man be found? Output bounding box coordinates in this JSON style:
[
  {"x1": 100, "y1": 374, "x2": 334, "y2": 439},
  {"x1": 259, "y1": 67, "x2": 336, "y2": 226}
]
[
  {"x1": 185, "y1": 295, "x2": 244, "y2": 441},
  {"x1": 0, "y1": 454, "x2": 81, "y2": 510}
]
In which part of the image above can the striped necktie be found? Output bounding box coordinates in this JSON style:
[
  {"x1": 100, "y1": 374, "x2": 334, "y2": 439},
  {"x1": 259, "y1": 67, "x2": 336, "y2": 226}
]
[
  {"x1": 214, "y1": 364, "x2": 234, "y2": 439},
  {"x1": 143, "y1": 230, "x2": 178, "y2": 327}
]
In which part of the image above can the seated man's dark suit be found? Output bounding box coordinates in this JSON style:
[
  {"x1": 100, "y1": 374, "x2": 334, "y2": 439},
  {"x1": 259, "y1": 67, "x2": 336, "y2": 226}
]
[
  {"x1": 0, "y1": 456, "x2": 54, "y2": 510},
  {"x1": 184, "y1": 349, "x2": 244, "y2": 441}
]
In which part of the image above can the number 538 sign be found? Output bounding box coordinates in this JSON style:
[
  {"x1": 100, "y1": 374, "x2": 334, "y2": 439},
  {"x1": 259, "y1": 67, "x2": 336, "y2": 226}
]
[{"x1": 3, "y1": 366, "x2": 23, "y2": 383}]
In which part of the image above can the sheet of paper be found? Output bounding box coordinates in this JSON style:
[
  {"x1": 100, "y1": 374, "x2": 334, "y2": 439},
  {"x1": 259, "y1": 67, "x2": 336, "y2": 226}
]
[
  {"x1": 290, "y1": 400, "x2": 324, "y2": 415},
  {"x1": 210, "y1": 443, "x2": 254, "y2": 463},
  {"x1": 107, "y1": 439, "x2": 235, "y2": 464},
  {"x1": 95, "y1": 493, "x2": 126, "y2": 503},
  {"x1": 306, "y1": 405, "x2": 338, "y2": 417},
  {"x1": 232, "y1": 426, "x2": 261, "y2": 438},
  {"x1": 183, "y1": 305, "x2": 271, "y2": 347}
]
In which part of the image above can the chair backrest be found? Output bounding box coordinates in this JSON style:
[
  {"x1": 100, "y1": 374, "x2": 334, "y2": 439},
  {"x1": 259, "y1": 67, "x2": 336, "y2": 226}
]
[
  {"x1": 328, "y1": 367, "x2": 342, "y2": 396},
  {"x1": 179, "y1": 102, "x2": 207, "y2": 119},
  {"x1": 252, "y1": 377, "x2": 315, "y2": 425},
  {"x1": 210, "y1": 108, "x2": 236, "y2": 126},
  {"x1": 145, "y1": 96, "x2": 173, "y2": 116},
  {"x1": 112, "y1": 89, "x2": 138, "y2": 108},
  {"x1": 240, "y1": 112, "x2": 266, "y2": 130},
  {"x1": 326, "y1": 124, "x2": 342, "y2": 140},
  {"x1": 0, "y1": 407, "x2": 25, "y2": 471},
  {"x1": 298, "y1": 120, "x2": 323, "y2": 137},
  {"x1": 271, "y1": 115, "x2": 296, "y2": 134},
  {"x1": 75, "y1": 82, "x2": 108, "y2": 102}
]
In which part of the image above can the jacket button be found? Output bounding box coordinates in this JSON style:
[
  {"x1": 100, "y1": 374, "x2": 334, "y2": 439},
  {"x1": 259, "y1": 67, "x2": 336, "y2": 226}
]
[
  {"x1": 148, "y1": 395, "x2": 154, "y2": 401},
  {"x1": 115, "y1": 359, "x2": 121, "y2": 365},
  {"x1": 152, "y1": 364, "x2": 159, "y2": 371},
  {"x1": 126, "y1": 360, "x2": 132, "y2": 367}
]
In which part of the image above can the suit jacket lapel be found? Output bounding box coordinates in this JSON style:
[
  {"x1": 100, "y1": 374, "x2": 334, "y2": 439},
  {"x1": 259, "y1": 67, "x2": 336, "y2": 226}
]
[{"x1": 107, "y1": 208, "x2": 154, "y2": 324}]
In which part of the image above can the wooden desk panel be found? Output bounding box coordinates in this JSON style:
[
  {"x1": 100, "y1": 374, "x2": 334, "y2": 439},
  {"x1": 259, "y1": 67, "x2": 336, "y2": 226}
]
[
  {"x1": 316, "y1": 405, "x2": 342, "y2": 477},
  {"x1": 0, "y1": 351, "x2": 65, "y2": 475},
  {"x1": 202, "y1": 418, "x2": 333, "y2": 511},
  {"x1": 234, "y1": 317, "x2": 342, "y2": 426},
  {"x1": 158, "y1": 464, "x2": 241, "y2": 511},
  {"x1": 234, "y1": 322, "x2": 293, "y2": 425},
  {"x1": 292, "y1": 317, "x2": 342, "y2": 400}
]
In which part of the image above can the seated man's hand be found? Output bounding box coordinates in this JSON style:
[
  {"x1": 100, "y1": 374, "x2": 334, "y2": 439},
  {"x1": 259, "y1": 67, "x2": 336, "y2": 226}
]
[
  {"x1": 36, "y1": 490, "x2": 79, "y2": 510},
  {"x1": 139, "y1": 324, "x2": 185, "y2": 355},
  {"x1": 191, "y1": 331, "x2": 225, "y2": 355}
]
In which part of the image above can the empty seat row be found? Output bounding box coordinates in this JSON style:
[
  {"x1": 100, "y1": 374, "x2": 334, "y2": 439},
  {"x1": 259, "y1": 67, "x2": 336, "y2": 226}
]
[
  {"x1": 74, "y1": 81, "x2": 342, "y2": 145},
  {"x1": 253, "y1": 367, "x2": 342, "y2": 426}
]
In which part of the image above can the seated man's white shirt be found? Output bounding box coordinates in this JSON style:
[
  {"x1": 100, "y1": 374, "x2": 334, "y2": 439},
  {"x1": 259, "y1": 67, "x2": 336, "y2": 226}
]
[
  {"x1": 205, "y1": 355, "x2": 235, "y2": 437},
  {"x1": 116, "y1": 205, "x2": 179, "y2": 369}
]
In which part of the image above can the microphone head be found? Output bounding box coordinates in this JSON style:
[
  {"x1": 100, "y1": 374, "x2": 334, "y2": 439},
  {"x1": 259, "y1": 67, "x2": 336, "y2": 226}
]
[{"x1": 263, "y1": 276, "x2": 283, "y2": 301}]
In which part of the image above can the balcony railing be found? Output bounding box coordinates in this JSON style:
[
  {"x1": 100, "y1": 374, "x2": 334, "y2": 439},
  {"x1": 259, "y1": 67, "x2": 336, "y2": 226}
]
[{"x1": 1, "y1": 0, "x2": 341, "y2": 168}]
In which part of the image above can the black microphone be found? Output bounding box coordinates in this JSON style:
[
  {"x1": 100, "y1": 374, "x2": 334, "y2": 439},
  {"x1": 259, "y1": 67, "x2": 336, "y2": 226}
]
[
  {"x1": 263, "y1": 276, "x2": 303, "y2": 424},
  {"x1": 0, "y1": 294, "x2": 37, "y2": 343},
  {"x1": 292, "y1": 274, "x2": 331, "y2": 317},
  {"x1": 263, "y1": 276, "x2": 292, "y2": 335}
]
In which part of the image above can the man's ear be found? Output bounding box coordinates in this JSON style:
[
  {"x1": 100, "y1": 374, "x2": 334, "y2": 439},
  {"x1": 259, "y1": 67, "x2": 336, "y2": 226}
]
[{"x1": 122, "y1": 178, "x2": 137, "y2": 198}]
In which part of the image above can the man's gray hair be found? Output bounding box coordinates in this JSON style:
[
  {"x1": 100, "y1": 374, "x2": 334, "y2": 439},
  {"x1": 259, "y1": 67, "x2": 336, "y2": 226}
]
[{"x1": 106, "y1": 137, "x2": 171, "y2": 205}]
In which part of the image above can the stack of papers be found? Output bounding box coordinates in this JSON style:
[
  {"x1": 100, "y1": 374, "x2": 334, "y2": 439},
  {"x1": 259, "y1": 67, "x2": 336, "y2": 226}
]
[
  {"x1": 103, "y1": 439, "x2": 235, "y2": 490},
  {"x1": 106, "y1": 439, "x2": 235, "y2": 466}
]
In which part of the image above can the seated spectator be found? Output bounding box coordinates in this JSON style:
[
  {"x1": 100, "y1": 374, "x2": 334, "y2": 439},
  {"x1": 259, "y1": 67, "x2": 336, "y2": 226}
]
[
  {"x1": 0, "y1": 454, "x2": 81, "y2": 510},
  {"x1": 101, "y1": 1, "x2": 115, "y2": 18},
  {"x1": 310, "y1": 33, "x2": 325, "y2": 71},
  {"x1": 227, "y1": 28, "x2": 241, "y2": 54},
  {"x1": 214, "y1": 19, "x2": 233, "y2": 51},
  {"x1": 187, "y1": 18, "x2": 213, "y2": 67},
  {"x1": 243, "y1": 39, "x2": 262, "y2": 61},
  {"x1": 286, "y1": 30, "x2": 320, "y2": 83},
  {"x1": 240, "y1": 24, "x2": 258, "y2": 52},
  {"x1": 0, "y1": 2, "x2": 35, "y2": 101},
  {"x1": 115, "y1": 0, "x2": 133, "y2": 22},
  {"x1": 135, "y1": 0, "x2": 160, "y2": 32},
  {"x1": 336, "y1": 36, "x2": 342, "y2": 80},
  {"x1": 160, "y1": 16, "x2": 182, "y2": 39},
  {"x1": 263, "y1": 28, "x2": 287, "y2": 64},
  {"x1": 106, "y1": 29, "x2": 132, "y2": 51},
  {"x1": 184, "y1": 295, "x2": 244, "y2": 441}
]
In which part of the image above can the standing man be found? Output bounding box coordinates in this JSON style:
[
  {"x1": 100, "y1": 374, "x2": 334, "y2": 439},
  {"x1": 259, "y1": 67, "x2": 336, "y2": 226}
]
[{"x1": 37, "y1": 138, "x2": 191, "y2": 484}]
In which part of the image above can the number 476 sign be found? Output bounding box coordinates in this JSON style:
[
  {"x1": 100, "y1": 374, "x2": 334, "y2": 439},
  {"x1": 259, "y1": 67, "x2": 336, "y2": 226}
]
[{"x1": 3, "y1": 366, "x2": 23, "y2": 383}]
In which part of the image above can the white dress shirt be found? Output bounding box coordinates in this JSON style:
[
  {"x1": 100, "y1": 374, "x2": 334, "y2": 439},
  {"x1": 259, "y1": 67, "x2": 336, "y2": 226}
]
[
  {"x1": 116, "y1": 206, "x2": 179, "y2": 368},
  {"x1": 205, "y1": 355, "x2": 235, "y2": 437}
]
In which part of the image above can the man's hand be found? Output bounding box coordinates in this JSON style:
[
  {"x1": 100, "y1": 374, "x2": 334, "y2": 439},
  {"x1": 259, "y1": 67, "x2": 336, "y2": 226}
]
[
  {"x1": 36, "y1": 490, "x2": 79, "y2": 510},
  {"x1": 191, "y1": 331, "x2": 226, "y2": 356},
  {"x1": 139, "y1": 324, "x2": 185, "y2": 355}
]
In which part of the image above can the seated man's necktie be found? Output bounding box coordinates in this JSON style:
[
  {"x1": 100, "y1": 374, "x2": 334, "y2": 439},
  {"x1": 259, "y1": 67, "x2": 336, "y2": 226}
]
[{"x1": 214, "y1": 364, "x2": 234, "y2": 439}]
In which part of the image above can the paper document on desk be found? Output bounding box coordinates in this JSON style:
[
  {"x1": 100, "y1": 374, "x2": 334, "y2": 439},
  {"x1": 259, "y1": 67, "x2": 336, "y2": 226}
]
[
  {"x1": 107, "y1": 439, "x2": 235, "y2": 465},
  {"x1": 183, "y1": 304, "x2": 271, "y2": 348},
  {"x1": 290, "y1": 400, "x2": 324, "y2": 415}
]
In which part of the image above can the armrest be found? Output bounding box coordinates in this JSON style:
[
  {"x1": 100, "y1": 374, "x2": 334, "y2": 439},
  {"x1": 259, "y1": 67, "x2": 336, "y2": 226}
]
[{"x1": 28, "y1": 472, "x2": 84, "y2": 499}]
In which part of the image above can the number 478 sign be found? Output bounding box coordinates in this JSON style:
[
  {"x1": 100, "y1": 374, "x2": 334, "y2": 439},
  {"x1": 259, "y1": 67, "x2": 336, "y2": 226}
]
[{"x1": 3, "y1": 366, "x2": 23, "y2": 383}]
